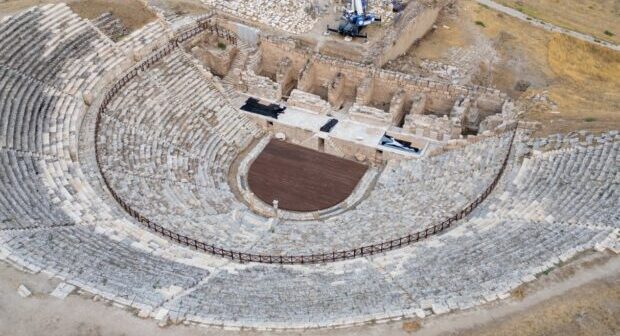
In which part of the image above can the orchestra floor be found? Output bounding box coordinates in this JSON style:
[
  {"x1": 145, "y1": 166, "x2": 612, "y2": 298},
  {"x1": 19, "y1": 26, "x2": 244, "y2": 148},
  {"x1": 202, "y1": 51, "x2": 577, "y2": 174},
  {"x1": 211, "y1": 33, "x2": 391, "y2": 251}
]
[{"x1": 247, "y1": 139, "x2": 368, "y2": 212}]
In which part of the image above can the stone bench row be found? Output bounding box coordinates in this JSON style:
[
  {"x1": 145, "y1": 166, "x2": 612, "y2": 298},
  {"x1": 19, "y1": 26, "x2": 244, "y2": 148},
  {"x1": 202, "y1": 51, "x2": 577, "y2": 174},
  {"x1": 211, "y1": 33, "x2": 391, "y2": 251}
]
[
  {"x1": 1, "y1": 203, "x2": 611, "y2": 328},
  {"x1": 485, "y1": 140, "x2": 619, "y2": 228},
  {"x1": 104, "y1": 51, "x2": 254, "y2": 154},
  {"x1": 117, "y1": 21, "x2": 172, "y2": 61},
  {"x1": 0, "y1": 149, "x2": 73, "y2": 230},
  {"x1": 0, "y1": 4, "x2": 125, "y2": 96},
  {"x1": 161, "y1": 218, "x2": 612, "y2": 327},
  {"x1": 1, "y1": 225, "x2": 209, "y2": 311},
  {"x1": 0, "y1": 66, "x2": 83, "y2": 158},
  {"x1": 96, "y1": 131, "x2": 513, "y2": 255}
]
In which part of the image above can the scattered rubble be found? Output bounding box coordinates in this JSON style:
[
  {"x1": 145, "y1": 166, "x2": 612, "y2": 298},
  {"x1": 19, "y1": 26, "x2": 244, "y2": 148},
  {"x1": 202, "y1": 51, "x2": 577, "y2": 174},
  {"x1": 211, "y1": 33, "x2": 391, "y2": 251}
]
[
  {"x1": 50, "y1": 282, "x2": 76, "y2": 300},
  {"x1": 17, "y1": 284, "x2": 32, "y2": 298},
  {"x1": 201, "y1": 0, "x2": 318, "y2": 34}
]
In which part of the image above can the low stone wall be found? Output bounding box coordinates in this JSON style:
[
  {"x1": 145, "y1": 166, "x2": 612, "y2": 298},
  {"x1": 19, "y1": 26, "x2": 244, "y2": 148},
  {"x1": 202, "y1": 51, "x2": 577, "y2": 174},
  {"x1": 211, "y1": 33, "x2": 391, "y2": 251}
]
[
  {"x1": 349, "y1": 104, "x2": 392, "y2": 126},
  {"x1": 287, "y1": 89, "x2": 331, "y2": 115}
]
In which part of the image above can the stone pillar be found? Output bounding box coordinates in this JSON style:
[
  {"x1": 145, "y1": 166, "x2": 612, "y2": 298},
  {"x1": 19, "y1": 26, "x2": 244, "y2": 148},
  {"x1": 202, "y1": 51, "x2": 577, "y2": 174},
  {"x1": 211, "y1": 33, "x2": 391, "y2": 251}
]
[
  {"x1": 409, "y1": 93, "x2": 427, "y2": 115},
  {"x1": 276, "y1": 57, "x2": 294, "y2": 98},
  {"x1": 328, "y1": 72, "x2": 346, "y2": 109},
  {"x1": 355, "y1": 76, "x2": 374, "y2": 106},
  {"x1": 272, "y1": 199, "x2": 279, "y2": 218},
  {"x1": 297, "y1": 60, "x2": 315, "y2": 92},
  {"x1": 389, "y1": 90, "x2": 407, "y2": 126}
]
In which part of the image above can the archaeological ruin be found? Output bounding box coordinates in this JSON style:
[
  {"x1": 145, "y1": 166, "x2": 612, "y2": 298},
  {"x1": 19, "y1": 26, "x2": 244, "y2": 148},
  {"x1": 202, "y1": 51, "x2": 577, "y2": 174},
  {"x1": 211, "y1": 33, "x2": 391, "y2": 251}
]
[{"x1": 0, "y1": 0, "x2": 617, "y2": 333}]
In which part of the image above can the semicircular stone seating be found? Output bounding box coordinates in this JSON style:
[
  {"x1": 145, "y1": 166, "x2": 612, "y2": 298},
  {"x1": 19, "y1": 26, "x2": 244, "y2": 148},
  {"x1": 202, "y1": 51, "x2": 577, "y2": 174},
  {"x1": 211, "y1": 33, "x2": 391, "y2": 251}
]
[
  {"x1": 95, "y1": 49, "x2": 516, "y2": 255},
  {"x1": 0, "y1": 4, "x2": 618, "y2": 329}
]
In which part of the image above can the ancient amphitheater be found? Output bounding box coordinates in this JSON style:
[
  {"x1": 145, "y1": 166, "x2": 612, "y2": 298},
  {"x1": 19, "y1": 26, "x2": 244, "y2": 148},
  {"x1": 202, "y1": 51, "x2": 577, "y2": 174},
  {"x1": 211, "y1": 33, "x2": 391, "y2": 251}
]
[{"x1": 0, "y1": 1, "x2": 618, "y2": 334}]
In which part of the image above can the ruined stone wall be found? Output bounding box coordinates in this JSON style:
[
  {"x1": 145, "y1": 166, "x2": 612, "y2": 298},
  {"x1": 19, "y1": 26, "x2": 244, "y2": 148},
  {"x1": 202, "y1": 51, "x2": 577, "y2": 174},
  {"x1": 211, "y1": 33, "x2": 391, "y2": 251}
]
[
  {"x1": 271, "y1": 122, "x2": 317, "y2": 148},
  {"x1": 190, "y1": 45, "x2": 237, "y2": 77},
  {"x1": 253, "y1": 35, "x2": 508, "y2": 128},
  {"x1": 389, "y1": 90, "x2": 408, "y2": 126},
  {"x1": 325, "y1": 137, "x2": 378, "y2": 164},
  {"x1": 372, "y1": 2, "x2": 445, "y2": 66},
  {"x1": 242, "y1": 71, "x2": 282, "y2": 101},
  {"x1": 319, "y1": 39, "x2": 368, "y2": 64},
  {"x1": 404, "y1": 114, "x2": 459, "y2": 141},
  {"x1": 260, "y1": 38, "x2": 307, "y2": 78},
  {"x1": 288, "y1": 90, "x2": 331, "y2": 115},
  {"x1": 308, "y1": 56, "x2": 366, "y2": 103},
  {"x1": 276, "y1": 57, "x2": 296, "y2": 96},
  {"x1": 349, "y1": 104, "x2": 392, "y2": 126},
  {"x1": 259, "y1": 37, "x2": 505, "y2": 103}
]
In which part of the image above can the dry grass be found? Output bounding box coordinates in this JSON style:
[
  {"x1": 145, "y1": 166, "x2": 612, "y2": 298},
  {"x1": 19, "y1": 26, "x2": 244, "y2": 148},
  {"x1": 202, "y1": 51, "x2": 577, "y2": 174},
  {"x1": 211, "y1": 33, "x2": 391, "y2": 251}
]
[
  {"x1": 67, "y1": 0, "x2": 156, "y2": 32},
  {"x1": 469, "y1": 1, "x2": 620, "y2": 136},
  {"x1": 411, "y1": 21, "x2": 471, "y2": 61},
  {"x1": 494, "y1": 0, "x2": 620, "y2": 44},
  {"x1": 401, "y1": 320, "x2": 422, "y2": 332},
  {"x1": 453, "y1": 276, "x2": 620, "y2": 336},
  {"x1": 0, "y1": 0, "x2": 156, "y2": 32},
  {"x1": 397, "y1": 0, "x2": 620, "y2": 136},
  {"x1": 548, "y1": 35, "x2": 620, "y2": 84},
  {"x1": 510, "y1": 286, "x2": 526, "y2": 301}
]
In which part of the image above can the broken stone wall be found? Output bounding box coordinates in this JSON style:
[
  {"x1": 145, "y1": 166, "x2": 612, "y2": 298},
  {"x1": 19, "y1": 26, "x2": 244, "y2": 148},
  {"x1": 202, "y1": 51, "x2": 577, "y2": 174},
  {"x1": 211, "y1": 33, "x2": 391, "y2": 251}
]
[
  {"x1": 251, "y1": 34, "x2": 509, "y2": 133},
  {"x1": 276, "y1": 57, "x2": 295, "y2": 96},
  {"x1": 287, "y1": 89, "x2": 331, "y2": 115},
  {"x1": 403, "y1": 114, "x2": 458, "y2": 141},
  {"x1": 242, "y1": 71, "x2": 282, "y2": 101},
  {"x1": 325, "y1": 137, "x2": 378, "y2": 164},
  {"x1": 389, "y1": 90, "x2": 408, "y2": 126},
  {"x1": 349, "y1": 104, "x2": 392, "y2": 126},
  {"x1": 259, "y1": 38, "x2": 308, "y2": 79},
  {"x1": 271, "y1": 123, "x2": 318, "y2": 149},
  {"x1": 190, "y1": 44, "x2": 238, "y2": 77},
  {"x1": 327, "y1": 72, "x2": 347, "y2": 109},
  {"x1": 373, "y1": 1, "x2": 447, "y2": 67}
]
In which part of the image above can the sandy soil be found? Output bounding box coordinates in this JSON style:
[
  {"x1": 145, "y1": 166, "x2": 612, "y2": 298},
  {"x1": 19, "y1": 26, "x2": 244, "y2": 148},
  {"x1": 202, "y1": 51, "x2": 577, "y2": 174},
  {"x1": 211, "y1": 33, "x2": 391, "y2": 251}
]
[{"x1": 1, "y1": 252, "x2": 618, "y2": 336}]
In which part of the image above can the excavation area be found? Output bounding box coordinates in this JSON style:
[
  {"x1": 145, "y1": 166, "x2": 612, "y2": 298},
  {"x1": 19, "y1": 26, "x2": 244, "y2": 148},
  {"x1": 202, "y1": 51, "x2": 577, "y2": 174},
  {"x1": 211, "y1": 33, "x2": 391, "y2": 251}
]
[{"x1": 247, "y1": 139, "x2": 367, "y2": 212}]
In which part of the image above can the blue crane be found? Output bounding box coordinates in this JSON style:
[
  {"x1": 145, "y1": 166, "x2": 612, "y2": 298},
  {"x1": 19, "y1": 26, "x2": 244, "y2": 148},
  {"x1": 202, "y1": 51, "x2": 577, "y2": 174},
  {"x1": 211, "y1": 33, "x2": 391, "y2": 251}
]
[{"x1": 327, "y1": 0, "x2": 381, "y2": 38}]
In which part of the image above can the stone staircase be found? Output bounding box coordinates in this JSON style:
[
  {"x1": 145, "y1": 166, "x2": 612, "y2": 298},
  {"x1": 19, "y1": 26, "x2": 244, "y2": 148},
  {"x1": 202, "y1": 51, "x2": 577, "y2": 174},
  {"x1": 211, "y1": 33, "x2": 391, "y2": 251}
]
[{"x1": 222, "y1": 39, "x2": 254, "y2": 93}]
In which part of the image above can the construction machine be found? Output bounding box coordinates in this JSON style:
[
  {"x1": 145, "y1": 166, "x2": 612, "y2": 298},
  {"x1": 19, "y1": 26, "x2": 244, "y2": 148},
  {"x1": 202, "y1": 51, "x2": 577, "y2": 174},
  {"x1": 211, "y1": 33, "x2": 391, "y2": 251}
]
[{"x1": 327, "y1": 0, "x2": 381, "y2": 38}]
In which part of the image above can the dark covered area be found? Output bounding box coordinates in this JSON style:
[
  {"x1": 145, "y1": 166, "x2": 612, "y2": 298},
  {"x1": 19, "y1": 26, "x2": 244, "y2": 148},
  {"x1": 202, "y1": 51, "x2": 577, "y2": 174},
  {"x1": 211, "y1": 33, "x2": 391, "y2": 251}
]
[
  {"x1": 320, "y1": 119, "x2": 339, "y2": 133},
  {"x1": 241, "y1": 98, "x2": 286, "y2": 119},
  {"x1": 380, "y1": 134, "x2": 420, "y2": 154},
  {"x1": 248, "y1": 140, "x2": 367, "y2": 212}
]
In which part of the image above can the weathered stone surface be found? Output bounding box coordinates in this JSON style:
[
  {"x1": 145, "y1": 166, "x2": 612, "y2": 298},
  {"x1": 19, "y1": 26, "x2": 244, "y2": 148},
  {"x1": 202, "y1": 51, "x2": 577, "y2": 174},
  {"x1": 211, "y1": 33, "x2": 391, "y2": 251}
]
[
  {"x1": 288, "y1": 89, "x2": 332, "y2": 115},
  {"x1": 50, "y1": 282, "x2": 76, "y2": 299},
  {"x1": 17, "y1": 284, "x2": 32, "y2": 298}
]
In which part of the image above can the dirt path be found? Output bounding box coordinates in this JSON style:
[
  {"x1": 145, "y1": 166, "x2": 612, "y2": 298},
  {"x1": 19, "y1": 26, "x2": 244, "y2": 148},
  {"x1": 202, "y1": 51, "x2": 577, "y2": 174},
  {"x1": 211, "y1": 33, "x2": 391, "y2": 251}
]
[{"x1": 475, "y1": 0, "x2": 620, "y2": 51}]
